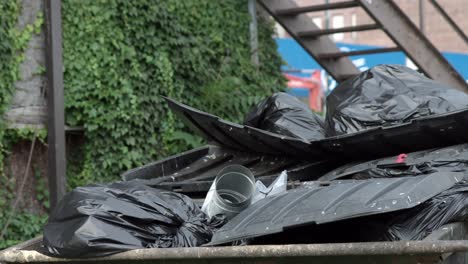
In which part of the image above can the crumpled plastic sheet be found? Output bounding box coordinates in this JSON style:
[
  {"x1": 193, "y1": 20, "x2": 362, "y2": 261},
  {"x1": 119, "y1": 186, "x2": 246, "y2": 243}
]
[
  {"x1": 42, "y1": 180, "x2": 225, "y2": 258},
  {"x1": 244, "y1": 92, "x2": 325, "y2": 141},
  {"x1": 252, "y1": 170, "x2": 288, "y2": 204},
  {"x1": 325, "y1": 64, "x2": 468, "y2": 136}
]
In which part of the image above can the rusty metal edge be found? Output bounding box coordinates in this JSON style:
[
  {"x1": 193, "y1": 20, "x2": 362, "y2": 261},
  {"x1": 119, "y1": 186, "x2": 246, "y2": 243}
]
[{"x1": 1, "y1": 240, "x2": 468, "y2": 262}]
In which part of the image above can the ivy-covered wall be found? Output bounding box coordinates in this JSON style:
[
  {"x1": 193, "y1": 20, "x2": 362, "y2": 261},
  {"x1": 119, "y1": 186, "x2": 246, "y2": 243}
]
[
  {"x1": 4, "y1": 0, "x2": 47, "y2": 128},
  {"x1": 63, "y1": 0, "x2": 284, "y2": 186},
  {"x1": 0, "y1": 0, "x2": 48, "y2": 249},
  {"x1": 0, "y1": 0, "x2": 284, "y2": 249}
]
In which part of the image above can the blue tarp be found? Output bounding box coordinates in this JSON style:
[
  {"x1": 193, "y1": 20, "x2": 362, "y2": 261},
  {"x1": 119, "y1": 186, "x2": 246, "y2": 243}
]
[{"x1": 276, "y1": 38, "x2": 468, "y2": 82}]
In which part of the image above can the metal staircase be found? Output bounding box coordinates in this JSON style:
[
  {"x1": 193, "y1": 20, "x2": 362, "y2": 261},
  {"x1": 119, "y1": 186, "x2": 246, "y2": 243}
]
[{"x1": 259, "y1": 0, "x2": 468, "y2": 92}]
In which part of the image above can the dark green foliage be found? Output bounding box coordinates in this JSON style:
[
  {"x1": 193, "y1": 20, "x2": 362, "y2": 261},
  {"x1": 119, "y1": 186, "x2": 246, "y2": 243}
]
[
  {"x1": 0, "y1": 2, "x2": 43, "y2": 157},
  {"x1": 0, "y1": 1, "x2": 47, "y2": 249},
  {"x1": 0, "y1": 211, "x2": 47, "y2": 249},
  {"x1": 62, "y1": 0, "x2": 284, "y2": 185},
  {"x1": 0, "y1": 0, "x2": 283, "y2": 249},
  {"x1": 0, "y1": 129, "x2": 48, "y2": 250},
  {"x1": 0, "y1": 1, "x2": 21, "y2": 174},
  {"x1": 0, "y1": 160, "x2": 48, "y2": 249}
]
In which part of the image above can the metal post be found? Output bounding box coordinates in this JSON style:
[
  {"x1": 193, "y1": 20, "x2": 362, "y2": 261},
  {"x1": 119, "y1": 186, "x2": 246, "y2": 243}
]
[
  {"x1": 248, "y1": 0, "x2": 259, "y2": 66},
  {"x1": 45, "y1": 0, "x2": 66, "y2": 211}
]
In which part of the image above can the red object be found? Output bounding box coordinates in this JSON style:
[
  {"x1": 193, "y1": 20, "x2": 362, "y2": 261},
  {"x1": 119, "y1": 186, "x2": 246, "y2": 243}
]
[
  {"x1": 395, "y1": 153, "x2": 408, "y2": 163},
  {"x1": 284, "y1": 71, "x2": 324, "y2": 112}
]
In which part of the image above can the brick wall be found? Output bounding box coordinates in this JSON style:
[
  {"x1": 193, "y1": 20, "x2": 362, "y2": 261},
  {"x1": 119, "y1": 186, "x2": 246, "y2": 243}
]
[{"x1": 277, "y1": 0, "x2": 467, "y2": 53}]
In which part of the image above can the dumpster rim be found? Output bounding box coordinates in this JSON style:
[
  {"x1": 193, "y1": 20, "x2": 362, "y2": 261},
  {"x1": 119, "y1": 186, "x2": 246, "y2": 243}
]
[{"x1": 2, "y1": 240, "x2": 468, "y2": 262}]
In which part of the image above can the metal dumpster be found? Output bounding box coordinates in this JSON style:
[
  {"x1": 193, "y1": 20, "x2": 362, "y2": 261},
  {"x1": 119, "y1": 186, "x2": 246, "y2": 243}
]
[{"x1": 1, "y1": 222, "x2": 468, "y2": 264}]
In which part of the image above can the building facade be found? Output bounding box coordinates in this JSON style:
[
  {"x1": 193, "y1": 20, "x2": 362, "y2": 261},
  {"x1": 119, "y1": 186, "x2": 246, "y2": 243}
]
[{"x1": 275, "y1": 0, "x2": 467, "y2": 54}]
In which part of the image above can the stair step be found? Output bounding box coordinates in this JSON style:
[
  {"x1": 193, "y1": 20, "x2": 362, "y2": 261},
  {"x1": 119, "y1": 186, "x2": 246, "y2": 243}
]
[
  {"x1": 297, "y1": 24, "x2": 380, "y2": 38},
  {"x1": 356, "y1": 0, "x2": 467, "y2": 91},
  {"x1": 259, "y1": 0, "x2": 360, "y2": 82},
  {"x1": 275, "y1": 1, "x2": 359, "y2": 16},
  {"x1": 318, "y1": 47, "x2": 401, "y2": 59},
  {"x1": 335, "y1": 74, "x2": 359, "y2": 81}
]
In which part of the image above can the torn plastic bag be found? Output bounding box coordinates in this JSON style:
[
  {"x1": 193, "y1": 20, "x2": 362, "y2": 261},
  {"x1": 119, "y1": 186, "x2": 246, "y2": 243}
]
[
  {"x1": 325, "y1": 64, "x2": 468, "y2": 136},
  {"x1": 252, "y1": 170, "x2": 288, "y2": 204},
  {"x1": 42, "y1": 180, "x2": 224, "y2": 258},
  {"x1": 244, "y1": 92, "x2": 325, "y2": 141},
  {"x1": 320, "y1": 143, "x2": 468, "y2": 181}
]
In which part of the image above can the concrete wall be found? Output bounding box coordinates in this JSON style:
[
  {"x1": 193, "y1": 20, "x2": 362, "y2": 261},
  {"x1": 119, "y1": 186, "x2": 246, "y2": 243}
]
[{"x1": 4, "y1": 0, "x2": 47, "y2": 129}]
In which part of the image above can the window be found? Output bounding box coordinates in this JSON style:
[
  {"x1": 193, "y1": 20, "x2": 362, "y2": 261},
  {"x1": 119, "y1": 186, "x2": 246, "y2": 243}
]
[
  {"x1": 332, "y1": 15, "x2": 344, "y2": 41},
  {"x1": 351, "y1": 13, "x2": 357, "y2": 40},
  {"x1": 312, "y1": 17, "x2": 323, "y2": 29}
]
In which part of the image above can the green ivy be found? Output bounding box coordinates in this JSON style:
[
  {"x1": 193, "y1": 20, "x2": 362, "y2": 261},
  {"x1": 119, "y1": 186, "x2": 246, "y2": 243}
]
[
  {"x1": 0, "y1": 1, "x2": 46, "y2": 249},
  {"x1": 0, "y1": 127, "x2": 48, "y2": 249},
  {"x1": 0, "y1": 128, "x2": 48, "y2": 249},
  {"x1": 0, "y1": 2, "x2": 43, "y2": 169},
  {"x1": 63, "y1": 0, "x2": 284, "y2": 186},
  {"x1": 0, "y1": 0, "x2": 284, "y2": 249},
  {"x1": 3, "y1": 127, "x2": 47, "y2": 148},
  {"x1": 0, "y1": 161, "x2": 48, "y2": 249},
  {"x1": 0, "y1": 210, "x2": 47, "y2": 249},
  {"x1": 0, "y1": 1, "x2": 20, "y2": 175}
]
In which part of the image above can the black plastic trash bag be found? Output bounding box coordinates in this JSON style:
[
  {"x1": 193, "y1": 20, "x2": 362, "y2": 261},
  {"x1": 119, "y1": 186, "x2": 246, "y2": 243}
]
[
  {"x1": 244, "y1": 92, "x2": 325, "y2": 141},
  {"x1": 325, "y1": 64, "x2": 468, "y2": 136},
  {"x1": 43, "y1": 180, "x2": 224, "y2": 258},
  {"x1": 380, "y1": 181, "x2": 468, "y2": 241}
]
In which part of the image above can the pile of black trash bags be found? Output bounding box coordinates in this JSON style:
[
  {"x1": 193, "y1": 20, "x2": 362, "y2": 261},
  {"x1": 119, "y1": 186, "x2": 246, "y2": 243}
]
[{"x1": 43, "y1": 65, "x2": 468, "y2": 258}]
